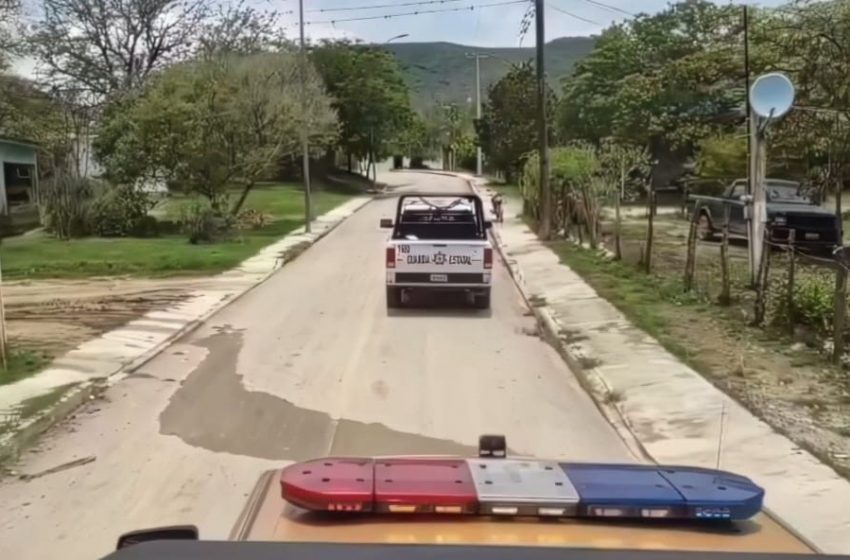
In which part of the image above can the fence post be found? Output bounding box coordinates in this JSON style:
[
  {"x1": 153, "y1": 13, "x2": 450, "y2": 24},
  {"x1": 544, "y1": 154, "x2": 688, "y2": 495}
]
[
  {"x1": 834, "y1": 248, "x2": 848, "y2": 365},
  {"x1": 753, "y1": 233, "x2": 771, "y2": 326},
  {"x1": 786, "y1": 230, "x2": 796, "y2": 332},
  {"x1": 719, "y1": 203, "x2": 732, "y2": 306},
  {"x1": 684, "y1": 203, "x2": 700, "y2": 291},
  {"x1": 643, "y1": 186, "x2": 656, "y2": 273}
]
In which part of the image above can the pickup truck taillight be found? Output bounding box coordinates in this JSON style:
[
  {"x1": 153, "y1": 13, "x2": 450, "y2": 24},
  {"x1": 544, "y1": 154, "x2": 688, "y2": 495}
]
[
  {"x1": 386, "y1": 247, "x2": 396, "y2": 268},
  {"x1": 484, "y1": 248, "x2": 493, "y2": 269}
]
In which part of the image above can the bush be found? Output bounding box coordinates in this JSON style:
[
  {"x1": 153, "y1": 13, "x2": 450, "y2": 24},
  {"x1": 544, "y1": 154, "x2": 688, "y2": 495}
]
[
  {"x1": 39, "y1": 175, "x2": 96, "y2": 239},
  {"x1": 769, "y1": 269, "x2": 839, "y2": 335},
  {"x1": 236, "y1": 208, "x2": 271, "y2": 231},
  {"x1": 178, "y1": 201, "x2": 234, "y2": 244},
  {"x1": 89, "y1": 184, "x2": 157, "y2": 237}
]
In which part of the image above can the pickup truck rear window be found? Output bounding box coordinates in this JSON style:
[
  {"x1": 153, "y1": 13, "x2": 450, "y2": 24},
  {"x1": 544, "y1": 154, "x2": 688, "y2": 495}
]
[{"x1": 397, "y1": 210, "x2": 481, "y2": 240}]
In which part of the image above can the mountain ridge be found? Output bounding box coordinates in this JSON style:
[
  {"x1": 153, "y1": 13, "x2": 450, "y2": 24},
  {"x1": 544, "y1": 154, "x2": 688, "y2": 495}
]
[{"x1": 384, "y1": 36, "x2": 597, "y2": 110}]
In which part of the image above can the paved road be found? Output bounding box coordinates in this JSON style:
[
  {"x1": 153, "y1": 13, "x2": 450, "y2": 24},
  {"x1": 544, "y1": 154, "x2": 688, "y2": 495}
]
[{"x1": 0, "y1": 172, "x2": 633, "y2": 560}]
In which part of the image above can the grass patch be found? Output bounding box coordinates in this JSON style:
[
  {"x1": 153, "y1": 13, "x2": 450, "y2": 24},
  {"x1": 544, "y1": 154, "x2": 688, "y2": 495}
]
[
  {"x1": 16, "y1": 384, "x2": 72, "y2": 418},
  {"x1": 0, "y1": 349, "x2": 52, "y2": 387},
  {"x1": 1, "y1": 183, "x2": 355, "y2": 280},
  {"x1": 551, "y1": 241, "x2": 701, "y2": 365},
  {"x1": 0, "y1": 384, "x2": 74, "y2": 438}
]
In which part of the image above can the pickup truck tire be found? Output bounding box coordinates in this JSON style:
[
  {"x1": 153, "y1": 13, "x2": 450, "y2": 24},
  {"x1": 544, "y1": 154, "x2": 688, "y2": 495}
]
[
  {"x1": 474, "y1": 289, "x2": 491, "y2": 310},
  {"x1": 697, "y1": 214, "x2": 716, "y2": 241},
  {"x1": 386, "y1": 287, "x2": 402, "y2": 308}
]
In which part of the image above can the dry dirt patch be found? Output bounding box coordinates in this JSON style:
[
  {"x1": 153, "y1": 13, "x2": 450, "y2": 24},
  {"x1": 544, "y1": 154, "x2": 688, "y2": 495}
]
[{"x1": 4, "y1": 277, "x2": 214, "y2": 359}]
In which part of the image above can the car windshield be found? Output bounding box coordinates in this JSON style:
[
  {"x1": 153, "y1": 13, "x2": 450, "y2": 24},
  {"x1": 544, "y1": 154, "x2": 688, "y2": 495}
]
[{"x1": 766, "y1": 184, "x2": 810, "y2": 203}]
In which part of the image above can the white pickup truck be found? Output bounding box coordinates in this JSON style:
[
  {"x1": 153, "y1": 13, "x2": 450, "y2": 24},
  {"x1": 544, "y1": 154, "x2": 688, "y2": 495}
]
[{"x1": 381, "y1": 193, "x2": 494, "y2": 309}]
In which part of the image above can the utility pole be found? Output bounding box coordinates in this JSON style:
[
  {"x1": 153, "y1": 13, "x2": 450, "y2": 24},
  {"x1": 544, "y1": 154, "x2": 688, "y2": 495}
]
[
  {"x1": 535, "y1": 0, "x2": 551, "y2": 239},
  {"x1": 299, "y1": 0, "x2": 312, "y2": 233},
  {"x1": 750, "y1": 120, "x2": 767, "y2": 286},
  {"x1": 743, "y1": 5, "x2": 752, "y2": 195},
  {"x1": 465, "y1": 52, "x2": 489, "y2": 176}
]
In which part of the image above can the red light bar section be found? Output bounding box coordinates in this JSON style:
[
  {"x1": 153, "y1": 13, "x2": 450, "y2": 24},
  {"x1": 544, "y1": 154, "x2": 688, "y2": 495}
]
[
  {"x1": 374, "y1": 459, "x2": 477, "y2": 514},
  {"x1": 280, "y1": 458, "x2": 374, "y2": 512}
]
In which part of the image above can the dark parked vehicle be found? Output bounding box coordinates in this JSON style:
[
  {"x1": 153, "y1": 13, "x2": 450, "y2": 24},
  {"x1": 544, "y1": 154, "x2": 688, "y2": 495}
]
[{"x1": 688, "y1": 178, "x2": 842, "y2": 250}]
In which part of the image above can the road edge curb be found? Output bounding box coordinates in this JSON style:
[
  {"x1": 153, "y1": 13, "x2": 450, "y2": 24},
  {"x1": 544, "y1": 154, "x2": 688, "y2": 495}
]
[{"x1": 0, "y1": 197, "x2": 373, "y2": 466}]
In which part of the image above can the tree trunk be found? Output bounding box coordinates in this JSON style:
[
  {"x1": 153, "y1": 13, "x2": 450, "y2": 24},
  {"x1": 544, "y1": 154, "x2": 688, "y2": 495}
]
[
  {"x1": 347, "y1": 152, "x2": 352, "y2": 173},
  {"x1": 231, "y1": 181, "x2": 255, "y2": 216},
  {"x1": 834, "y1": 256, "x2": 848, "y2": 365}
]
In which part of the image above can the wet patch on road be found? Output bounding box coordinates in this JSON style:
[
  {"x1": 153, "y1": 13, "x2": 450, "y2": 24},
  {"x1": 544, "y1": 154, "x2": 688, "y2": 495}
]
[{"x1": 159, "y1": 330, "x2": 472, "y2": 460}]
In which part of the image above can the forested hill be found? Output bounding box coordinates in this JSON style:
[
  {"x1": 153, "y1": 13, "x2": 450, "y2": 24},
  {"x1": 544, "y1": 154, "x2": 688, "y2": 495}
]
[{"x1": 384, "y1": 36, "x2": 596, "y2": 110}]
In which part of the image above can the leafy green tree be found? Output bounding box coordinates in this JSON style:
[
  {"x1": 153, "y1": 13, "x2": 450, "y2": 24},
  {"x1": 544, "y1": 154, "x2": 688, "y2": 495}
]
[
  {"x1": 558, "y1": 1, "x2": 745, "y2": 151},
  {"x1": 30, "y1": 0, "x2": 281, "y2": 96},
  {"x1": 311, "y1": 40, "x2": 414, "y2": 176},
  {"x1": 477, "y1": 62, "x2": 556, "y2": 182},
  {"x1": 597, "y1": 141, "x2": 651, "y2": 259},
  {"x1": 762, "y1": 0, "x2": 850, "y2": 209},
  {"x1": 0, "y1": 0, "x2": 21, "y2": 69},
  {"x1": 696, "y1": 134, "x2": 748, "y2": 179},
  {"x1": 95, "y1": 53, "x2": 336, "y2": 213}
]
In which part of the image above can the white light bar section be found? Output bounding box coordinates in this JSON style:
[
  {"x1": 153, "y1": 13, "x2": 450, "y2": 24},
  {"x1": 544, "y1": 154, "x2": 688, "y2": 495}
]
[{"x1": 468, "y1": 459, "x2": 580, "y2": 504}]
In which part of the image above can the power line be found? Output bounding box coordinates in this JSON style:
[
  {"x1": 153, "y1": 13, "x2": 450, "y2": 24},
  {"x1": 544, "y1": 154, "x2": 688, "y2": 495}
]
[
  {"x1": 303, "y1": 0, "x2": 528, "y2": 26},
  {"x1": 549, "y1": 3, "x2": 602, "y2": 25},
  {"x1": 575, "y1": 0, "x2": 633, "y2": 17},
  {"x1": 308, "y1": 0, "x2": 467, "y2": 13}
]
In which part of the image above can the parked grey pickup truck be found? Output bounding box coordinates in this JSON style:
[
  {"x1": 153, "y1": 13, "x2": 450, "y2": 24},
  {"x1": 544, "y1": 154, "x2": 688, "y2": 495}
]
[{"x1": 688, "y1": 178, "x2": 842, "y2": 250}]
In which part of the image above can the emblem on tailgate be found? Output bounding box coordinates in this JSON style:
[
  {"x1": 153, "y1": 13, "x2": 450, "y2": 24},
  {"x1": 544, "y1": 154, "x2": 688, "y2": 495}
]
[{"x1": 434, "y1": 252, "x2": 447, "y2": 265}]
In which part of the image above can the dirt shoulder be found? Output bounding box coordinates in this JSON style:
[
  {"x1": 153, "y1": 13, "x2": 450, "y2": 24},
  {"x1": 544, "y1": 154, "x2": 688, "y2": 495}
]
[{"x1": 5, "y1": 277, "x2": 212, "y2": 361}]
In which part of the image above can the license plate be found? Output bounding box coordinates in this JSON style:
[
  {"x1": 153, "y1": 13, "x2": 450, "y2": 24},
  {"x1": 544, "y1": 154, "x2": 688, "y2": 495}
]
[
  {"x1": 430, "y1": 274, "x2": 448, "y2": 282},
  {"x1": 805, "y1": 232, "x2": 820, "y2": 240}
]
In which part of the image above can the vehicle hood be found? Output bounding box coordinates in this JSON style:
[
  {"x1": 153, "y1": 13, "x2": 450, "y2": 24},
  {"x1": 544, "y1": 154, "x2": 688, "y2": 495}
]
[{"x1": 767, "y1": 203, "x2": 836, "y2": 216}]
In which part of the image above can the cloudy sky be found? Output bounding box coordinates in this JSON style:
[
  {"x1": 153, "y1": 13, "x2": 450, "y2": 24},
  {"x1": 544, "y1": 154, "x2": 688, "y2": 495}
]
[{"x1": 12, "y1": 0, "x2": 789, "y2": 76}]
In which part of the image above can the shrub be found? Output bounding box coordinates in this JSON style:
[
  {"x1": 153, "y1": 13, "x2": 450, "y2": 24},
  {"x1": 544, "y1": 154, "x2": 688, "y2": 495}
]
[
  {"x1": 769, "y1": 269, "x2": 839, "y2": 335},
  {"x1": 177, "y1": 201, "x2": 234, "y2": 244},
  {"x1": 236, "y1": 208, "x2": 271, "y2": 230},
  {"x1": 39, "y1": 175, "x2": 96, "y2": 239},
  {"x1": 89, "y1": 184, "x2": 156, "y2": 237}
]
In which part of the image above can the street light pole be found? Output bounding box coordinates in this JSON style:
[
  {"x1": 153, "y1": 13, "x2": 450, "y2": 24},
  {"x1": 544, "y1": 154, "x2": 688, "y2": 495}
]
[
  {"x1": 466, "y1": 52, "x2": 489, "y2": 176},
  {"x1": 298, "y1": 0, "x2": 311, "y2": 233}
]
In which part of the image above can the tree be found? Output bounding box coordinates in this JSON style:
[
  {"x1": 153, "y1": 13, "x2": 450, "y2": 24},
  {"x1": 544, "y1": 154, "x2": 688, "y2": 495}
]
[
  {"x1": 195, "y1": 0, "x2": 288, "y2": 59},
  {"x1": 558, "y1": 1, "x2": 746, "y2": 151},
  {"x1": 597, "y1": 141, "x2": 650, "y2": 259},
  {"x1": 762, "y1": 0, "x2": 850, "y2": 211},
  {"x1": 95, "y1": 52, "x2": 337, "y2": 212},
  {"x1": 0, "y1": 0, "x2": 22, "y2": 69},
  {"x1": 28, "y1": 0, "x2": 279, "y2": 97},
  {"x1": 311, "y1": 40, "x2": 414, "y2": 177},
  {"x1": 477, "y1": 62, "x2": 556, "y2": 182}
]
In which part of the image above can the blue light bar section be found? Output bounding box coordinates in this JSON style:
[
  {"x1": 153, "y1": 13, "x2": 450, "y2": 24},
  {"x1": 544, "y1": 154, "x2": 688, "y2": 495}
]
[
  {"x1": 562, "y1": 464, "x2": 684, "y2": 506},
  {"x1": 658, "y1": 466, "x2": 764, "y2": 521},
  {"x1": 560, "y1": 463, "x2": 764, "y2": 521}
]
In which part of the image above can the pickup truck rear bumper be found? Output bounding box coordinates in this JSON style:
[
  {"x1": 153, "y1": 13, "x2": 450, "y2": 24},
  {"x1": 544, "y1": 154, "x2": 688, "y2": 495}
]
[{"x1": 387, "y1": 271, "x2": 491, "y2": 288}]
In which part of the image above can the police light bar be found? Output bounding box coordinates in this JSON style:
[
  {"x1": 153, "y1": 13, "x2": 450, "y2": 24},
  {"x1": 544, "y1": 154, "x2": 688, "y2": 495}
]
[{"x1": 280, "y1": 458, "x2": 764, "y2": 522}]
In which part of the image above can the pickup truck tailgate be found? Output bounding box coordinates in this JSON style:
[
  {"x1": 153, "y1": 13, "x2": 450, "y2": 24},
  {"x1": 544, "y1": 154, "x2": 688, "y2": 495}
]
[{"x1": 388, "y1": 240, "x2": 491, "y2": 285}]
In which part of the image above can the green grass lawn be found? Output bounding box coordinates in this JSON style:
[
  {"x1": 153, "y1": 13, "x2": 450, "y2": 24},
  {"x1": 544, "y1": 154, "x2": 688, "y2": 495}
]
[
  {"x1": 0, "y1": 349, "x2": 52, "y2": 387},
  {"x1": 0, "y1": 183, "x2": 355, "y2": 280}
]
